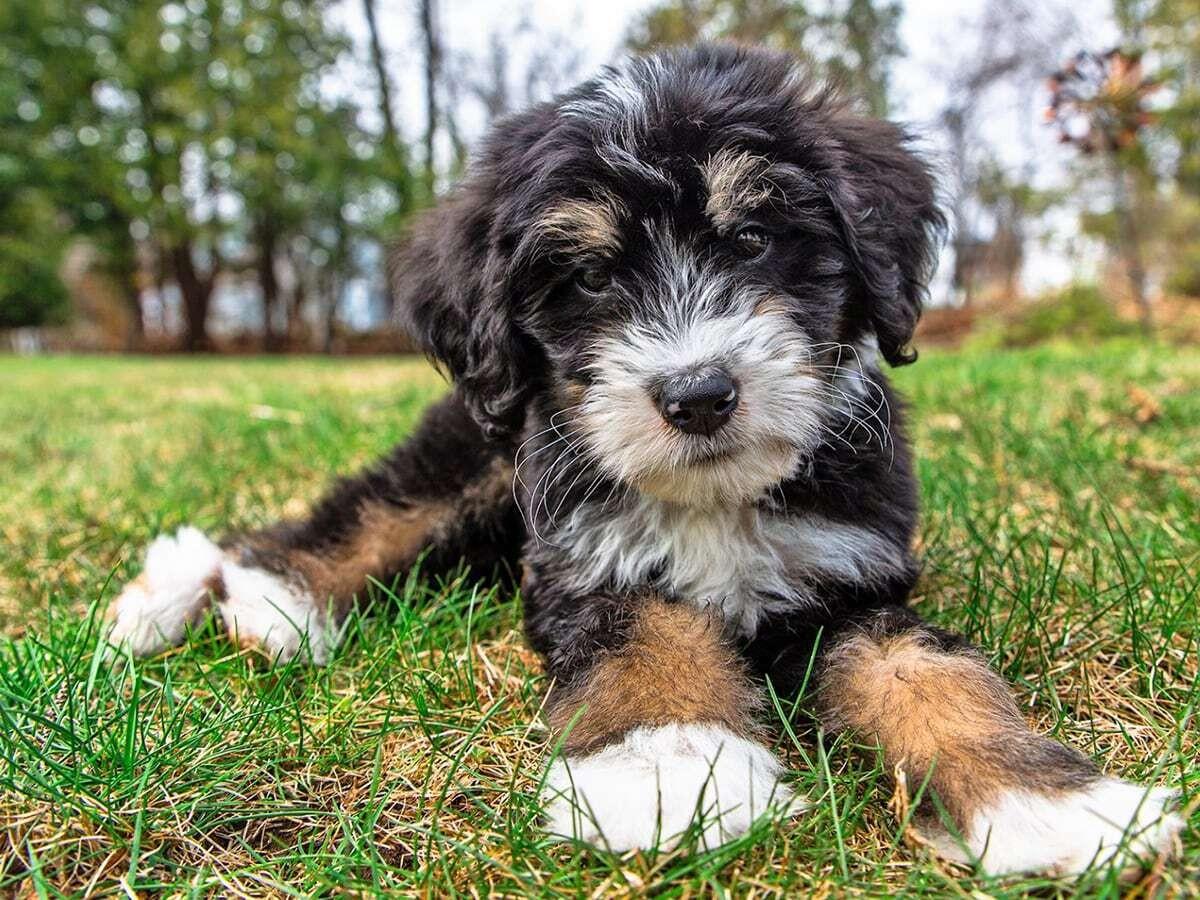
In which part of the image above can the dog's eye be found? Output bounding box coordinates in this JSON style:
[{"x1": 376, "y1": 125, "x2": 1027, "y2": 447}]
[
  {"x1": 576, "y1": 267, "x2": 611, "y2": 294},
  {"x1": 734, "y1": 227, "x2": 770, "y2": 259}
]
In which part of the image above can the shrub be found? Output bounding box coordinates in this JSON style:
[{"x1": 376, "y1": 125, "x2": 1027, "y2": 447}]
[
  {"x1": 1165, "y1": 246, "x2": 1200, "y2": 297},
  {"x1": 1000, "y1": 283, "x2": 1138, "y2": 347},
  {"x1": 0, "y1": 238, "x2": 70, "y2": 329}
]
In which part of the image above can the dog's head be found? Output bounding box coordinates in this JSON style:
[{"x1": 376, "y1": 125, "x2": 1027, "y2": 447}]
[{"x1": 394, "y1": 43, "x2": 943, "y2": 507}]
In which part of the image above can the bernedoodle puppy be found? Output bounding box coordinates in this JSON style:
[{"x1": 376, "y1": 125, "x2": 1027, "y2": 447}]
[{"x1": 106, "y1": 44, "x2": 1184, "y2": 876}]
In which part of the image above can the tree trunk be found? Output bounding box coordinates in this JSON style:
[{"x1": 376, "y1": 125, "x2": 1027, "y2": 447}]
[
  {"x1": 418, "y1": 0, "x2": 440, "y2": 198},
  {"x1": 362, "y1": 0, "x2": 401, "y2": 318},
  {"x1": 944, "y1": 107, "x2": 974, "y2": 307},
  {"x1": 363, "y1": 0, "x2": 401, "y2": 154},
  {"x1": 1112, "y1": 165, "x2": 1153, "y2": 335},
  {"x1": 171, "y1": 240, "x2": 214, "y2": 352},
  {"x1": 113, "y1": 255, "x2": 145, "y2": 351},
  {"x1": 152, "y1": 241, "x2": 172, "y2": 337},
  {"x1": 323, "y1": 202, "x2": 351, "y2": 354},
  {"x1": 320, "y1": 268, "x2": 338, "y2": 355},
  {"x1": 104, "y1": 222, "x2": 145, "y2": 349},
  {"x1": 287, "y1": 244, "x2": 309, "y2": 348},
  {"x1": 255, "y1": 218, "x2": 282, "y2": 352}
]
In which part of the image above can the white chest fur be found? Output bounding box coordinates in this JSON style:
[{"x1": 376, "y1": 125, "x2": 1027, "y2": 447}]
[{"x1": 554, "y1": 496, "x2": 906, "y2": 636}]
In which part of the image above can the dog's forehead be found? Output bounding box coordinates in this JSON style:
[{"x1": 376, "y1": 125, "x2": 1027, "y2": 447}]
[
  {"x1": 558, "y1": 59, "x2": 778, "y2": 190},
  {"x1": 516, "y1": 48, "x2": 836, "y2": 265}
]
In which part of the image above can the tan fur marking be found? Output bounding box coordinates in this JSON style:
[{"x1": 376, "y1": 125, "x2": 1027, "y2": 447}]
[
  {"x1": 752, "y1": 295, "x2": 791, "y2": 318},
  {"x1": 561, "y1": 380, "x2": 586, "y2": 405},
  {"x1": 549, "y1": 599, "x2": 759, "y2": 755},
  {"x1": 294, "y1": 458, "x2": 514, "y2": 616},
  {"x1": 701, "y1": 148, "x2": 773, "y2": 231},
  {"x1": 299, "y1": 501, "x2": 450, "y2": 604},
  {"x1": 535, "y1": 194, "x2": 624, "y2": 257},
  {"x1": 818, "y1": 632, "x2": 1055, "y2": 825},
  {"x1": 203, "y1": 570, "x2": 225, "y2": 600}
]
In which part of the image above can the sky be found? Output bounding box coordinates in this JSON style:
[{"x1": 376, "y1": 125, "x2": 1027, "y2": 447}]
[{"x1": 328, "y1": 0, "x2": 1121, "y2": 306}]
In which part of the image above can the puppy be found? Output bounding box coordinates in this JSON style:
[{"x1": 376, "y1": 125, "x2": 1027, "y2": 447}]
[{"x1": 106, "y1": 44, "x2": 1183, "y2": 874}]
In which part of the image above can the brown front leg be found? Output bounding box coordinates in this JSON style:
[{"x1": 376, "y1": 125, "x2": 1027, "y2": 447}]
[
  {"x1": 816, "y1": 607, "x2": 1184, "y2": 878},
  {"x1": 542, "y1": 597, "x2": 799, "y2": 851}
]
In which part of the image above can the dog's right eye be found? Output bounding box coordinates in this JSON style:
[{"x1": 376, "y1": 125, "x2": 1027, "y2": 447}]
[
  {"x1": 734, "y1": 227, "x2": 771, "y2": 259},
  {"x1": 576, "y1": 268, "x2": 611, "y2": 294}
]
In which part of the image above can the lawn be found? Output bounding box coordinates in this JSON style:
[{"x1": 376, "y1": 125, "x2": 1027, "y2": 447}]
[{"x1": 0, "y1": 342, "x2": 1197, "y2": 897}]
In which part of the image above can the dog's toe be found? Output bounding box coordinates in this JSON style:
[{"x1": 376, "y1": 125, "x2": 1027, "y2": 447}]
[{"x1": 543, "y1": 722, "x2": 801, "y2": 852}]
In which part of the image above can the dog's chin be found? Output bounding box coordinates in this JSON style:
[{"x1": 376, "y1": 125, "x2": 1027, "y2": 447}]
[{"x1": 633, "y1": 441, "x2": 799, "y2": 508}]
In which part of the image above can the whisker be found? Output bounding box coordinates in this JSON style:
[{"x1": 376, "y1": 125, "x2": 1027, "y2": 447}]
[
  {"x1": 526, "y1": 434, "x2": 588, "y2": 544},
  {"x1": 545, "y1": 445, "x2": 595, "y2": 527},
  {"x1": 513, "y1": 431, "x2": 571, "y2": 494},
  {"x1": 512, "y1": 404, "x2": 585, "y2": 494},
  {"x1": 819, "y1": 383, "x2": 889, "y2": 449},
  {"x1": 560, "y1": 468, "x2": 610, "y2": 525},
  {"x1": 816, "y1": 420, "x2": 858, "y2": 455},
  {"x1": 576, "y1": 469, "x2": 612, "y2": 510}
]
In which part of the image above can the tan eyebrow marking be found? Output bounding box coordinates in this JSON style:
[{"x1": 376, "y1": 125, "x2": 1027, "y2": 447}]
[
  {"x1": 534, "y1": 193, "x2": 625, "y2": 257},
  {"x1": 700, "y1": 148, "x2": 773, "y2": 231}
]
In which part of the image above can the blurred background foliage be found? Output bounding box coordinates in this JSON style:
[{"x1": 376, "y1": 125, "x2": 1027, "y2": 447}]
[{"x1": 0, "y1": 0, "x2": 1197, "y2": 353}]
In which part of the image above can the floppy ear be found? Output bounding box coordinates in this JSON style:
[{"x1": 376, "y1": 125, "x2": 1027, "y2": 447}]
[
  {"x1": 390, "y1": 156, "x2": 539, "y2": 443},
  {"x1": 823, "y1": 116, "x2": 945, "y2": 365}
]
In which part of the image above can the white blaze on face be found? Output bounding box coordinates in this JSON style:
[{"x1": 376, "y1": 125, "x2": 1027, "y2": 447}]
[{"x1": 579, "y1": 259, "x2": 824, "y2": 507}]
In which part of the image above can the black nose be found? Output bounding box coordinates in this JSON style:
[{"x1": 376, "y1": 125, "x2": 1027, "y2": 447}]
[{"x1": 658, "y1": 371, "x2": 739, "y2": 435}]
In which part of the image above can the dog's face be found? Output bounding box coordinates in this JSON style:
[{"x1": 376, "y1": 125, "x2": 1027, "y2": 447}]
[{"x1": 395, "y1": 44, "x2": 943, "y2": 507}]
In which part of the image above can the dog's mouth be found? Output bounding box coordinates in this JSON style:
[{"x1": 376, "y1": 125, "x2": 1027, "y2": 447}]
[
  {"x1": 690, "y1": 446, "x2": 737, "y2": 466},
  {"x1": 629, "y1": 437, "x2": 800, "y2": 507}
]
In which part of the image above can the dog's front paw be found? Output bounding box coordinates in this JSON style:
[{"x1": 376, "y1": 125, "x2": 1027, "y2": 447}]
[
  {"x1": 106, "y1": 527, "x2": 224, "y2": 656},
  {"x1": 931, "y1": 777, "x2": 1185, "y2": 879},
  {"x1": 543, "y1": 722, "x2": 800, "y2": 852},
  {"x1": 107, "y1": 526, "x2": 334, "y2": 664}
]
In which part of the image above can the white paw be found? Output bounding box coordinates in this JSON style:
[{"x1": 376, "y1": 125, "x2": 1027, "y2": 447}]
[
  {"x1": 219, "y1": 562, "x2": 332, "y2": 664},
  {"x1": 543, "y1": 722, "x2": 801, "y2": 852},
  {"x1": 107, "y1": 526, "x2": 334, "y2": 664},
  {"x1": 106, "y1": 527, "x2": 223, "y2": 656},
  {"x1": 932, "y1": 777, "x2": 1185, "y2": 878}
]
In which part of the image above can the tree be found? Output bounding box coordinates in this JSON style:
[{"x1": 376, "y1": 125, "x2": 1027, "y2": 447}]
[
  {"x1": 821, "y1": 0, "x2": 902, "y2": 117},
  {"x1": 966, "y1": 161, "x2": 1063, "y2": 300},
  {"x1": 0, "y1": 194, "x2": 70, "y2": 329},
  {"x1": 361, "y1": 0, "x2": 412, "y2": 318},
  {"x1": 933, "y1": 0, "x2": 1076, "y2": 306},
  {"x1": 0, "y1": 5, "x2": 70, "y2": 331},
  {"x1": 3, "y1": 0, "x2": 423, "y2": 351},
  {"x1": 627, "y1": 0, "x2": 816, "y2": 56},
  {"x1": 625, "y1": 0, "x2": 903, "y2": 116},
  {"x1": 211, "y1": 0, "x2": 363, "y2": 349},
  {"x1": 1047, "y1": 48, "x2": 1159, "y2": 330},
  {"x1": 442, "y1": 10, "x2": 585, "y2": 127},
  {"x1": 43, "y1": 0, "x2": 234, "y2": 351},
  {"x1": 418, "y1": 0, "x2": 441, "y2": 198},
  {"x1": 1144, "y1": 0, "x2": 1200, "y2": 295},
  {"x1": 0, "y1": 0, "x2": 140, "y2": 340}
]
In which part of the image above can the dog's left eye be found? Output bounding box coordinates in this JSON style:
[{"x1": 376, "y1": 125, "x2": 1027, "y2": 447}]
[
  {"x1": 734, "y1": 227, "x2": 770, "y2": 259},
  {"x1": 576, "y1": 268, "x2": 611, "y2": 294}
]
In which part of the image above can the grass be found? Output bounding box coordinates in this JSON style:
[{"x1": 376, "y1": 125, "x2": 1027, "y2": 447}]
[{"x1": 0, "y1": 341, "x2": 1197, "y2": 897}]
